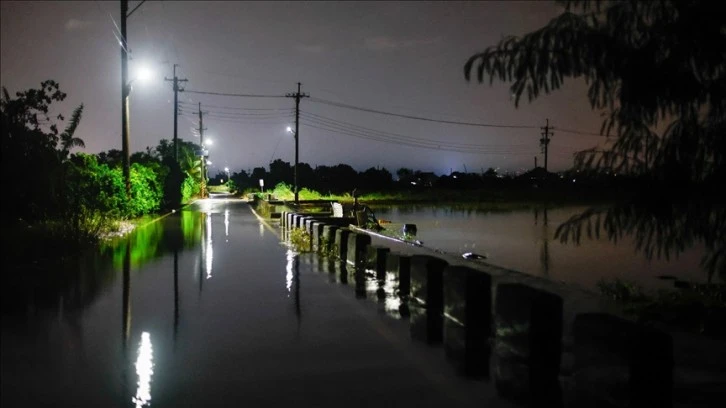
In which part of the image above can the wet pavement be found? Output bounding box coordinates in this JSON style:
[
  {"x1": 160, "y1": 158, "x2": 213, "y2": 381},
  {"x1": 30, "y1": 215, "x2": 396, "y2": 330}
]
[{"x1": 1, "y1": 198, "x2": 519, "y2": 408}]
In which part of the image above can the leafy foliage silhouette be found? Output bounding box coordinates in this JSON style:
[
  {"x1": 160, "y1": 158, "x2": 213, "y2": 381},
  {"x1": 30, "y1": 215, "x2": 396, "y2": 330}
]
[{"x1": 465, "y1": 0, "x2": 726, "y2": 280}]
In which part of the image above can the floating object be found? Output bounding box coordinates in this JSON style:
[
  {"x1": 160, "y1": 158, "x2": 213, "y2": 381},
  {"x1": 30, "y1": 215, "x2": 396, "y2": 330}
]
[
  {"x1": 402, "y1": 224, "x2": 417, "y2": 236},
  {"x1": 462, "y1": 252, "x2": 487, "y2": 260}
]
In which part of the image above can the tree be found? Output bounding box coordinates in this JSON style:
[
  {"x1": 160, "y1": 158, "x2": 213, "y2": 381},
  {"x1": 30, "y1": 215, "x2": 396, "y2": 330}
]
[
  {"x1": 396, "y1": 168, "x2": 413, "y2": 181},
  {"x1": 0, "y1": 80, "x2": 83, "y2": 222},
  {"x1": 465, "y1": 0, "x2": 725, "y2": 184},
  {"x1": 58, "y1": 104, "x2": 85, "y2": 160},
  {"x1": 359, "y1": 167, "x2": 393, "y2": 190},
  {"x1": 268, "y1": 159, "x2": 293, "y2": 187},
  {"x1": 464, "y1": 0, "x2": 726, "y2": 279}
]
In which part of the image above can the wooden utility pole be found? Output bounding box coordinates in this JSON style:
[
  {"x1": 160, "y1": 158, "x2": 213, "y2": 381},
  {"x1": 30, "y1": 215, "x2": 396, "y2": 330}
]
[
  {"x1": 119, "y1": 0, "x2": 147, "y2": 197},
  {"x1": 198, "y1": 102, "x2": 207, "y2": 197},
  {"x1": 120, "y1": 0, "x2": 130, "y2": 196},
  {"x1": 165, "y1": 64, "x2": 188, "y2": 162},
  {"x1": 540, "y1": 118, "x2": 553, "y2": 172},
  {"x1": 285, "y1": 82, "x2": 309, "y2": 205}
]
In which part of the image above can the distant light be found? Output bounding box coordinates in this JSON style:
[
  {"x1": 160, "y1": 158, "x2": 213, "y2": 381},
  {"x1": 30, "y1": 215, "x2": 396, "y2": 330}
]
[
  {"x1": 224, "y1": 167, "x2": 229, "y2": 172},
  {"x1": 286, "y1": 126, "x2": 293, "y2": 133},
  {"x1": 204, "y1": 140, "x2": 213, "y2": 146},
  {"x1": 207, "y1": 160, "x2": 212, "y2": 165},
  {"x1": 572, "y1": 179, "x2": 576, "y2": 183},
  {"x1": 410, "y1": 181, "x2": 417, "y2": 185},
  {"x1": 259, "y1": 179, "x2": 264, "y2": 187}
]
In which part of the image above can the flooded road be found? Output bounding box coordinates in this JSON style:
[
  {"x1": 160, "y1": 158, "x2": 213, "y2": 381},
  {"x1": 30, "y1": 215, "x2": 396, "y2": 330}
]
[{"x1": 1, "y1": 198, "x2": 517, "y2": 408}]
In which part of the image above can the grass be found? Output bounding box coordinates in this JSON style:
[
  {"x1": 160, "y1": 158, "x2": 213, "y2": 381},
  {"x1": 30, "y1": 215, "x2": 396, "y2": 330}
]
[
  {"x1": 289, "y1": 228, "x2": 312, "y2": 252},
  {"x1": 258, "y1": 182, "x2": 625, "y2": 209}
]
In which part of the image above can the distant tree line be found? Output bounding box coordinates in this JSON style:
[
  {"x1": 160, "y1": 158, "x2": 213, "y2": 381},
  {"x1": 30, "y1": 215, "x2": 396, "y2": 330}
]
[{"x1": 219, "y1": 158, "x2": 634, "y2": 195}]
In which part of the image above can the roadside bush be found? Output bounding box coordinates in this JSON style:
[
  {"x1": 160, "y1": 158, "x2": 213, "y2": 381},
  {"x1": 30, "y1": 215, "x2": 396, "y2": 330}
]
[{"x1": 289, "y1": 228, "x2": 312, "y2": 252}]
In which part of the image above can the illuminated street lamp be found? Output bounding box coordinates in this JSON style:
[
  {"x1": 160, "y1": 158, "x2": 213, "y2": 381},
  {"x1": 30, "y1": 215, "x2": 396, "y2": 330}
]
[
  {"x1": 224, "y1": 167, "x2": 230, "y2": 184},
  {"x1": 120, "y1": 0, "x2": 153, "y2": 197},
  {"x1": 120, "y1": 62, "x2": 155, "y2": 197}
]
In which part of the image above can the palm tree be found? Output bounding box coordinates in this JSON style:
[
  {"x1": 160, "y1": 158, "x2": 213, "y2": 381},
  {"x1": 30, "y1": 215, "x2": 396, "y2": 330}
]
[
  {"x1": 179, "y1": 147, "x2": 203, "y2": 184},
  {"x1": 59, "y1": 104, "x2": 85, "y2": 159}
]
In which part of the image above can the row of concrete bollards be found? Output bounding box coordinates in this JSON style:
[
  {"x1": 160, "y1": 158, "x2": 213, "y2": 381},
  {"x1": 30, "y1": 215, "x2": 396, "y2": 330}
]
[{"x1": 280, "y1": 211, "x2": 675, "y2": 408}]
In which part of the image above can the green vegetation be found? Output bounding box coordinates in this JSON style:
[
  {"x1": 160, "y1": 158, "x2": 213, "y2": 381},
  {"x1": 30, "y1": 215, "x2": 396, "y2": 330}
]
[
  {"x1": 597, "y1": 278, "x2": 725, "y2": 339},
  {"x1": 289, "y1": 228, "x2": 312, "y2": 253},
  {"x1": 1, "y1": 81, "x2": 208, "y2": 268},
  {"x1": 318, "y1": 236, "x2": 338, "y2": 259},
  {"x1": 259, "y1": 181, "x2": 620, "y2": 208}
]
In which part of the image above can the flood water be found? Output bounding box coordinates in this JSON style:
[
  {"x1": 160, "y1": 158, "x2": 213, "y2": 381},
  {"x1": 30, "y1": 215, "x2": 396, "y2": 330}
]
[
  {"x1": 370, "y1": 205, "x2": 712, "y2": 290},
  {"x1": 1, "y1": 198, "x2": 523, "y2": 408}
]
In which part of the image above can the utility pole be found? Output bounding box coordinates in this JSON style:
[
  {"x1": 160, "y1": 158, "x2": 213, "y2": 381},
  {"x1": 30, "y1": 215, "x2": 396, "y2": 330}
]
[
  {"x1": 198, "y1": 102, "x2": 207, "y2": 197},
  {"x1": 120, "y1": 0, "x2": 130, "y2": 197},
  {"x1": 285, "y1": 82, "x2": 309, "y2": 205},
  {"x1": 165, "y1": 64, "x2": 188, "y2": 163},
  {"x1": 120, "y1": 0, "x2": 147, "y2": 197},
  {"x1": 540, "y1": 118, "x2": 553, "y2": 172}
]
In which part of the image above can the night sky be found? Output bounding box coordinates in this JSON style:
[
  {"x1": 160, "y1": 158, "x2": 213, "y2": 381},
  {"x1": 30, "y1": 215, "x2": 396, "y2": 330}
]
[{"x1": 1, "y1": 1, "x2": 609, "y2": 176}]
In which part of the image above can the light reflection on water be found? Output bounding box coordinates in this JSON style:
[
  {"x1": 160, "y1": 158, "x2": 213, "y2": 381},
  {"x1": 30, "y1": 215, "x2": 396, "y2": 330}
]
[
  {"x1": 371, "y1": 205, "x2": 710, "y2": 289},
  {"x1": 382, "y1": 273, "x2": 403, "y2": 317},
  {"x1": 204, "y1": 213, "x2": 213, "y2": 279},
  {"x1": 132, "y1": 331, "x2": 154, "y2": 408},
  {"x1": 286, "y1": 249, "x2": 295, "y2": 296}
]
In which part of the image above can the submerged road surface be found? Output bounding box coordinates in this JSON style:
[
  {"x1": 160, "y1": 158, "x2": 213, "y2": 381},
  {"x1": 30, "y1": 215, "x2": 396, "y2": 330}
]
[{"x1": 1, "y1": 198, "x2": 517, "y2": 408}]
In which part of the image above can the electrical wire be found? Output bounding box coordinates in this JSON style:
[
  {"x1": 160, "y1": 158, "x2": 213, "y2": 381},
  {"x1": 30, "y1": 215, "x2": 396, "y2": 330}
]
[
  {"x1": 182, "y1": 90, "x2": 286, "y2": 98},
  {"x1": 299, "y1": 110, "x2": 532, "y2": 149},
  {"x1": 300, "y1": 120, "x2": 538, "y2": 155},
  {"x1": 309, "y1": 97, "x2": 538, "y2": 129},
  {"x1": 178, "y1": 101, "x2": 290, "y2": 112}
]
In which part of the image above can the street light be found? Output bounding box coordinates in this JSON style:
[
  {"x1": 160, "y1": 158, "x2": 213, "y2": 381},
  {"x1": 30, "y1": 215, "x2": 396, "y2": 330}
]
[
  {"x1": 286, "y1": 126, "x2": 298, "y2": 205},
  {"x1": 224, "y1": 167, "x2": 230, "y2": 186},
  {"x1": 120, "y1": 0, "x2": 149, "y2": 197},
  {"x1": 120, "y1": 61, "x2": 155, "y2": 197}
]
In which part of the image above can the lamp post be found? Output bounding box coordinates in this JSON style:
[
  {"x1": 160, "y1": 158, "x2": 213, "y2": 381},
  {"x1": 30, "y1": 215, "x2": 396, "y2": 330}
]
[
  {"x1": 224, "y1": 167, "x2": 230, "y2": 185},
  {"x1": 120, "y1": 0, "x2": 148, "y2": 197},
  {"x1": 286, "y1": 126, "x2": 298, "y2": 205}
]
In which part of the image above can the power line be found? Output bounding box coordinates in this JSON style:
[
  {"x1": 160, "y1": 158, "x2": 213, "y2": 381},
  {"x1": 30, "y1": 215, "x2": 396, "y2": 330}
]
[
  {"x1": 182, "y1": 89, "x2": 286, "y2": 98},
  {"x1": 180, "y1": 112, "x2": 293, "y2": 125},
  {"x1": 309, "y1": 97, "x2": 538, "y2": 129},
  {"x1": 178, "y1": 101, "x2": 289, "y2": 112},
  {"x1": 299, "y1": 111, "x2": 532, "y2": 149},
  {"x1": 556, "y1": 127, "x2": 607, "y2": 137},
  {"x1": 178, "y1": 108, "x2": 294, "y2": 118},
  {"x1": 300, "y1": 119, "x2": 538, "y2": 155}
]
